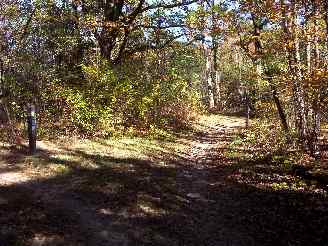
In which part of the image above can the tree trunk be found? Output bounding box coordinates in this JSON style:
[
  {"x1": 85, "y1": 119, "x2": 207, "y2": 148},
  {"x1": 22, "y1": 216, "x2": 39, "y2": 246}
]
[
  {"x1": 283, "y1": 0, "x2": 307, "y2": 143},
  {"x1": 271, "y1": 85, "x2": 289, "y2": 134},
  {"x1": 96, "y1": 1, "x2": 125, "y2": 63},
  {"x1": 212, "y1": 39, "x2": 219, "y2": 108},
  {"x1": 215, "y1": 70, "x2": 222, "y2": 108},
  {"x1": 306, "y1": 35, "x2": 311, "y2": 74},
  {"x1": 248, "y1": 12, "x2": 290, "y2": 134},
  {"x1": 0, "y1": 60, "x2": 10, "y2": 125},
  {"x1": 204, "y1": 46, "x2": 215, "y2": 109},
  {"x1": 311, "y1": 2, "x2": 321, "y2": 158}
]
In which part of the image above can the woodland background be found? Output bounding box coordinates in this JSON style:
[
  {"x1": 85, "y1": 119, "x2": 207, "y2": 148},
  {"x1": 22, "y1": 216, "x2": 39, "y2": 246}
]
[
  {"x1": 1, "y1": 1, "x2": 328, "y2": 245},
  {"x1": 0, "y1": 0, "x2": 327, "y2": 159}
]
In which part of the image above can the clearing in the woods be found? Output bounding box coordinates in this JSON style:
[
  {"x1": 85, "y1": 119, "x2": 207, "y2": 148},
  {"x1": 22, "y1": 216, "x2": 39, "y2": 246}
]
[{"x1": 0, "y1": 115, "x2": 327, "y2": 246}]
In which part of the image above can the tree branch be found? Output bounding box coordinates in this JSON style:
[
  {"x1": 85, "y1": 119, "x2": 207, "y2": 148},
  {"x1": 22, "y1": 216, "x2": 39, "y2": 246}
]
[
  {"x1": 137, "y1": 24, "x2": 187, "y2": 29},
  {"x1": 141, "y1": 0, "x2": 198, "y2": 12},
  {"x1": 125, "y1": 33, "x2": 184, "y2": 56},
  {"x1": 127, "y1": 0, "x2": 146, "y2": 24}
]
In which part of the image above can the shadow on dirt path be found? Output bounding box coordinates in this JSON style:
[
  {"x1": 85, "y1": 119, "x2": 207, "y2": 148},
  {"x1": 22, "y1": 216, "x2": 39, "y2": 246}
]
[{"x1": 0, "y1": 116, "x2": 328, "y2": 246}]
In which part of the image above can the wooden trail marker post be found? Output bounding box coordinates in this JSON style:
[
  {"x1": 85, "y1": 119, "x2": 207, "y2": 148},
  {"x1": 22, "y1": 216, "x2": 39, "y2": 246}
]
[{"x1": 27, "y1": 104, "x2": 37, "y2": 154}]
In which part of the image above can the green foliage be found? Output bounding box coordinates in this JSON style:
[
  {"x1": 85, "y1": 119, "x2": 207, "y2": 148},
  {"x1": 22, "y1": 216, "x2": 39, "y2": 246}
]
[
  {"x1": 239, "y1": 119, "x2": 290, "y2": 157},
  {"x1": 30, "y1": 55, "x2": 203, "y2": 137},
  {"x1": 229, "y1": 136, "x2": 243, "y2": 146}
]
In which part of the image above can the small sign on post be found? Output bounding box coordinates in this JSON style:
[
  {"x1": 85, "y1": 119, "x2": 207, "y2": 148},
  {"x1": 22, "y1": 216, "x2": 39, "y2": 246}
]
[{"x1": 27, "y1": 104, "x2": 37, "y2": 154}]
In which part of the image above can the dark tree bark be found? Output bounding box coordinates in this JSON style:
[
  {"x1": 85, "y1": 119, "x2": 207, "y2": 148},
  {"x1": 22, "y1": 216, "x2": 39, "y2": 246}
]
[
  {"x1": 96, "y1": 0, "x2": 125, "y2": 62},
  {"x1": 271, "y1": 84, "x2": 289, "y2": 134},
  {"x1": 92, "y1": 0, "x2": 196, "y2": 64}
]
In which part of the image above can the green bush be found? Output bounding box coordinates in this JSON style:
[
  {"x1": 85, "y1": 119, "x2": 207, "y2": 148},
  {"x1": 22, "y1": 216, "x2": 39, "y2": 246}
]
[{"x1": 36, "y1": 59, "x2": 203, "y2": 137}]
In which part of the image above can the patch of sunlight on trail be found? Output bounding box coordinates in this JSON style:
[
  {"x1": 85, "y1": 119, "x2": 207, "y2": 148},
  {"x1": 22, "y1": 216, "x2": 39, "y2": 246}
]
[
  {"x1": 195, "y1": 114, "x2": 245, "y2": 130},
  {"x1": 0, "y1": 133, "x2": 190, "y2": 184},
  {"x1": 0, "y1": 114, "x2": 245, "y2": 185},
  {"x1": 0, "y1": 172, "x2": 32, "y2": 186}
]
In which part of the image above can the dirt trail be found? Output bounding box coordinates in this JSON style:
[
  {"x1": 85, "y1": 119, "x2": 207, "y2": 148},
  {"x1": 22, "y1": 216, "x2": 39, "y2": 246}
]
[{"x1": 1, "y1": 116, "x2": 327, "y2": 246}]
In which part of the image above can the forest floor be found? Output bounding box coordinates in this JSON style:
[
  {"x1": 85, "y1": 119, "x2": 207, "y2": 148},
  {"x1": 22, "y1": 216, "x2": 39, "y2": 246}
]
[{"x1": 0, "y1": 114, "x2": 328, "y2": 246}]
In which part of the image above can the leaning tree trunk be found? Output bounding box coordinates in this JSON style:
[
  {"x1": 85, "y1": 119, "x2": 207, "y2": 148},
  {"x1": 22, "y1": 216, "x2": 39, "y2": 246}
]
[
  {"x1": 249, "y1": 13, "x2": 290, "y2": 133},
  {"x1": 270, "y1": 83, "x2": 289, "y2": 134}
]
